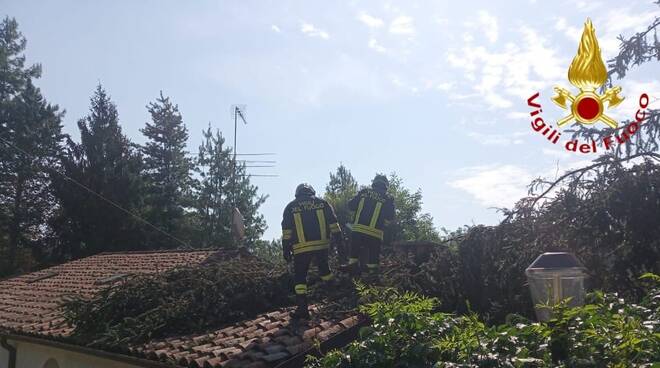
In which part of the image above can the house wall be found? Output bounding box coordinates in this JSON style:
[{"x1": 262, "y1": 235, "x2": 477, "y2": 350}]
[{"x1": 0, "y1": 339, "x2": 143, "y2": 368}]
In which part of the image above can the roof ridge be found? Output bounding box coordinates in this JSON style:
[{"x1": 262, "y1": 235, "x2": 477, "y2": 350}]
[{"x1": 96, "y1": 248, "x2": 224, "y2": 255}]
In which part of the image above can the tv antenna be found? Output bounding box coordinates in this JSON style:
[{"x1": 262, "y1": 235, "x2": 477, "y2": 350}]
[
  {"x1": 228, "y1": 105, "x2": 278, "y2": 246},
  {"x1": 230, "y1": 105, "x2": 248, "y2": 245}
]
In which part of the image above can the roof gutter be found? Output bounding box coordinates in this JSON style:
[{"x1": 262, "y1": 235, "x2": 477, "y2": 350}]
[
  {"x1": 1, "y1": 335, "x2": 17, "y2": 368},
  {"x1": 0, "y1": 332, "x2": 172, "y2": 368}
]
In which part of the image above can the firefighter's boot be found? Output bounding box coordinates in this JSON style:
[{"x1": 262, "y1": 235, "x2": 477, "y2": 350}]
[{"x1": 291, "y1": 294, "x2": 309, "y2": 319}]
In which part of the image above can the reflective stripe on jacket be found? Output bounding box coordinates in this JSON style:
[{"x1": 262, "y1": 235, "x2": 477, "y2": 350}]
[
  {"x1": 348, "y1": 188, "x2": 394, "y2": 241},
  {"x1": 282, "y1": 196, "x2": 341, "y2": 255}
]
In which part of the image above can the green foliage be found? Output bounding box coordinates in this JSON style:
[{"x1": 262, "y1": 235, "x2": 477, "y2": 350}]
[
  {"x1": 382, "y1": 161, "x2": 660, "y2": 322},
  {"x1": 324, "y1": 164, "x2": 358, "y2": 228},
  {"x1": 140, "y1": 92, "x2": 194, "y2": 248},
  {"x1": 251, "y1": 238, "x2": 285, "y2": 265},
  {"x1": 193, "y1": 126, "x2": 267, "y2": 247},
  {"x1": 62, "y1": 253, "x2": 290, "y2": 348},
  {"x1": 385, "y1": 173, "x2": 440, "y2": 243},
  {"x1": 323, "y1": 166, "x2": 440, "y2": 246},
  {"x1": 0, "y1": 17, "x2": 64, "y2": 276},
  {"x1": 308, "y1": 275, "x2": 660, "y2": 367},
  {"x1": 51, "y1": 85, "x2": 145, "y2": 257}
]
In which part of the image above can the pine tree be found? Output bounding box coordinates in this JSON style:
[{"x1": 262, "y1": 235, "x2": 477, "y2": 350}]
[
  {"x1": 324, "y1": 164, "x2": 358, "y2": 227},
  {"x1": 0, "y1": 17, "x2": 64, "y2": 276},
  {"x1": 52, "y1": 85, "x2": 144, "y2": 258},
  {"x1": 140, "y1": 92, "x2": 193, "y2": 248},
  {"x1": 194, "y1": 126, "x2": 267, "y2": 248}
]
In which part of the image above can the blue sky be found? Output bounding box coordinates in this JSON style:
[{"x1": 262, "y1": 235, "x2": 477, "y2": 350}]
[{"x1": 3, "y1": 0, "x2": 659, "y2": 241}]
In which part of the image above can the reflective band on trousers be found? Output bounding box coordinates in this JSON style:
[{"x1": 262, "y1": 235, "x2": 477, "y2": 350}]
[
  {"x1": 320, "y1": 273, "x2": 334, "y2": 281},
  {"x1": 292, "y1": 239, "x2": 330, "y2": 255},
  {"x1": 295, "y1": 284, "x2": 307, "y2": 295},
  {"x1": 352, "y1": 224, "x2": 384, "y2": 240}
]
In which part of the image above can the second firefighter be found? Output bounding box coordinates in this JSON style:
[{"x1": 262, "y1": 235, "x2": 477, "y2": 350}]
[{"x1": 348, "y1": 174, "x2": 395, "y2": 279}]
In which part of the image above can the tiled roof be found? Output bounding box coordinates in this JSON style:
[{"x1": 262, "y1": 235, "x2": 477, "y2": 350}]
[
  {"x1": 0, "y1": 250, "x2": 217, "y2": 336},
  {"x1": 133, "y1": 307, "x2": 362, "y2": 368},
  {"x1": 0, "y1": 250, "x2": 365, "y2": 368}
]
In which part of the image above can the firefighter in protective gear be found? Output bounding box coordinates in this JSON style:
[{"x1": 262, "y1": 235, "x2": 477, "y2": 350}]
[
  {"x1": 282, "y1": 183, "x2": 342, "y2": 319},
  {"x1": 348, "y1": 174, "x2": 395, "y2": 278}
]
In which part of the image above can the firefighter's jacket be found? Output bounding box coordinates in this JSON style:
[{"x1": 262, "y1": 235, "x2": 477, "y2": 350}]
[
  {"x1": 348, "y1": 188, "x2": 395, "y2": 241},
  {"x1": 282, "y1": 196, "x2": 341, "y2": 255}
]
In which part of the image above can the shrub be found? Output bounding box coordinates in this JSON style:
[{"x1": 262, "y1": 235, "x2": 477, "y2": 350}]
[{"x1": 307, "y1": 274, "x2": 660, "y2": 367}]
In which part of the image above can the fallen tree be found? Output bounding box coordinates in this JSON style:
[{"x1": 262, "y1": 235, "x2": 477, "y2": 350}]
[
  {"x1": 382, "y1": 157, "x2": 660, "y2": 321},
  {"x1": 62, "y1": 251, "x2": 292, "y2": 348}
]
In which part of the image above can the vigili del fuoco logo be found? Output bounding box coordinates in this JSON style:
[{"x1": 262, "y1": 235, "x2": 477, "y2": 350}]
[{"x1": 526, "y1": 19, "x2": 650, "y2": 153}]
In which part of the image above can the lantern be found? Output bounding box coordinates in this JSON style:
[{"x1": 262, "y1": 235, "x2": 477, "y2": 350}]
[{"x1": 525, "y1": 252, "x2": 587, "y2": 321}]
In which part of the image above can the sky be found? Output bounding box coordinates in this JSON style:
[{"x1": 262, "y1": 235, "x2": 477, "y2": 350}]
[{"x1": 3, "y1": 0, "x2": 659, "y2": 241}]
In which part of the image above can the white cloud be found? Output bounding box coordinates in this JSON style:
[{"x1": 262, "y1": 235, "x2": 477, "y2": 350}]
[
  {"x1": 596, "y1": 7, "x2": 660, "y2": 58},
  {"x1": 576, "y1": 1, "x2": 602, "y2": 13},
  {"x1": 554, "y1": 17, "x2": 581, "y2": 43},
  {"x1": 368, "y1": 38, "x2": 387, "y2": 53},
  {"x1": 449, "y1": 165, "x2": 534, "y2": 208},
  {"x1": 449, "y1": 155, "x2": 598, "y2": 208},
  {"x1": 389, "y1": 16, "x2": 415, "y2": 35},
  {"x1": 446, "y1": 24, "x2": 566, "y2": 110},
  {"x1": 556, "y1": 8, "x2": 660, "y2": 59},
  {"x1": 358, "y1": 13, "x2": 384, "y2": 28},
  {"x1": 467, "y1": 131, "x2": 526, "y2": 146},
  {"x1": 436, "y1": 82, "x2": 453, "y2": 92},
  {"x1": 507, "y1": 111, "x2": 530, "y2": 120},
  {"x1": 301, "y1": 22, "x2": 330, "y2": 39},
  {"x1": 271, "y1": 25, "x2": 281, "y2": 33},
  {"x1": 478, "y1": 10, "x2": 498, "y2": 43}
]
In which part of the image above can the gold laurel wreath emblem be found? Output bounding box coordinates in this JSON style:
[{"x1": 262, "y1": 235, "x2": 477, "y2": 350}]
[{"x1": 551, "y1": 19, "x2": 624, "y2": 129}]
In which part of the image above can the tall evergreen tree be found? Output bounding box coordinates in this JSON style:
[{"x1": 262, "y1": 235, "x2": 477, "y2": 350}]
[
  {"x1": 51, "y1": 85, "x2": 144, "y2": 258},
  {"x1": 0, "y1": 17, "x2": 64, "y2": 276},
  {"x1": 140, "y1": 92, "x2": 193, "y2": 248},
  {"x1": 324, "y1": 164, "x2": 358, "y2": 227},
  {"x1": 194, "y1": 126, "x2": 267, "y2": 247}
]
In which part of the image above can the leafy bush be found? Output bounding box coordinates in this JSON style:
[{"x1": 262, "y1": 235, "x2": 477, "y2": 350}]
[
  {"x1": 307, "y1": 275, "x2": 660, "y2": 367},
  {"x1": 381, "y1": 161, "x2": 660, "y2": 322},
  {"x1": 62, "y1": 253, "x2": 291, "y2": 348}
]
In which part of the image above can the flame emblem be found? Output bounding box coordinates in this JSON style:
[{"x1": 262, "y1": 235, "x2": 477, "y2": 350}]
[{"x1": 552, "y1": 19, "x2": 624, "y2": 128}]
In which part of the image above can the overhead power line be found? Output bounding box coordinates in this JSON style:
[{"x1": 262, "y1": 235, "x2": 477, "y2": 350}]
[
  {"x1": 0, "y1": 136, "x2": 191, "y2": 249},
  {"x1": 233, "y1": 153, "x2": 276, "y2": 156}
]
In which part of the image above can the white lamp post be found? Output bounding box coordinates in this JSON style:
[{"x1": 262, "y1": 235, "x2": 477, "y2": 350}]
[{"x1": 525, "y1": 252, "x2": 587, "y2": 321}]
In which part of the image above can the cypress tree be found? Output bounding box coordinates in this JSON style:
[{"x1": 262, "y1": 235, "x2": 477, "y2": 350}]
[
  {"x1": 140, "y1": 92, "x2": 193, "y2": 248},
  {"x1": 52, "y1": 85, "x2": 144, "y2": 257}
]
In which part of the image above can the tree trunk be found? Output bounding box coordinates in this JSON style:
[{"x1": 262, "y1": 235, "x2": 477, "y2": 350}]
[{"x1": 8, "y1": 173, "x2": 24, "y2": 272}]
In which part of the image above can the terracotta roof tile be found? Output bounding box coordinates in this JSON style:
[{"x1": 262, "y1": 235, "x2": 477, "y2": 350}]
[
  {"x1": 0, "y1": 250, "x2": 217, "y2": 336},
  {"x1": 131, "y1": 306, "x2": 363, "y2": 368},
  {"x1": 0, "y1": 250, "x2": 365, "y2": 368}
]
